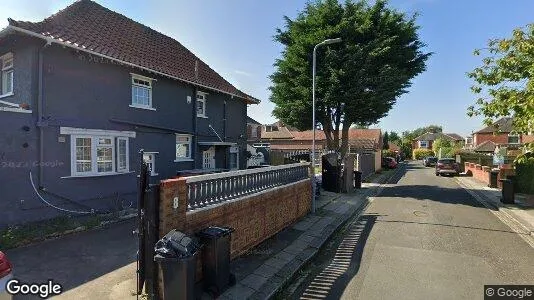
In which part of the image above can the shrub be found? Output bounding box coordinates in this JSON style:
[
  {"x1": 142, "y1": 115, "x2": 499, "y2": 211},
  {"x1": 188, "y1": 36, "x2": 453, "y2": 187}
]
[
  {"x1": 514, "y1": 153, "x2": 534, "y2": 194},
  {"x1": 382, "y1": 149, "x2": 396, "y2": 158},
  {"x1": 413, "y1": 148, "x2": 435, "y2": 160}
]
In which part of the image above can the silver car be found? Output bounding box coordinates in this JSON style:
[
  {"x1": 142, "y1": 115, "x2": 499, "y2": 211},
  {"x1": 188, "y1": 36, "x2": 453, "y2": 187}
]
[{"x1": 0, "y1": 251, "x2": 13, "y2": 300}]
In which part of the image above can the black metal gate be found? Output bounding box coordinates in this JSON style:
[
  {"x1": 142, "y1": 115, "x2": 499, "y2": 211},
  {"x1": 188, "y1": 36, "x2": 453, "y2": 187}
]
[
  {"x1": 136, "y1": 150, "x2": 160, "y2": 299},
  {"x1": 322, "y1": 152, "x2": 341, "y2": 193}
]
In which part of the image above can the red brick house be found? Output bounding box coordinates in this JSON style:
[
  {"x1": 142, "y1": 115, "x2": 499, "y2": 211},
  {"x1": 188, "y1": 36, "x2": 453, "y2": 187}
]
[
  {"x1": 472, "y1": 117, "x2": 534, "y2": 152},
  {"x1": 412, "y1": 132, "x2": 464, "y2": 150}
]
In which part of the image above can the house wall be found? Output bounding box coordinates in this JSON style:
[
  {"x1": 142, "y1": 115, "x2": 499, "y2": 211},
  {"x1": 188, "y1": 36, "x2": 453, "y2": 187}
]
[
  {"x1": 473, "y1": 132, "x2": 508, "y2": 146},
  {"x1": 1, "y1": 40, "x2": 249, "y2": 226}
]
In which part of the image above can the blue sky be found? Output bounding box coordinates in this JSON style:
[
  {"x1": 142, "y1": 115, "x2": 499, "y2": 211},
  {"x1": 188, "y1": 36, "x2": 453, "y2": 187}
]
[{"x1": 1, "y1": 0, "x2": 532, "y2": 136}]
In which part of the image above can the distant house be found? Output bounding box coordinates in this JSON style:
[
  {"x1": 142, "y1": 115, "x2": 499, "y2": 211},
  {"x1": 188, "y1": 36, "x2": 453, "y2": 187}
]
[
  {"x1": 387, "y1": 142, "x2": 400, "y2": 152},
  {"x1": 258, "y1": 123, "x2": 383, "y2": 172},
  {"x1": 246, "y1": 116, "x2": 262, "y2": 144},
  {"x1": 412, "y1": 132, "x2": 464, "y2": 150},
  {"x1": 472, "y1": 117, "x2": 534, "y2": 152}
]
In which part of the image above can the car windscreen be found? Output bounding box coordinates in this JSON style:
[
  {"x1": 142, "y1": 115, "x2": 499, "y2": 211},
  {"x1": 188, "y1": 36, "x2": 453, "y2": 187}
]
[
  {"x1": 438, "y1": 159, "x2": 455, "y2": 164},
  {"x1": 428, "y1": 157, "x2": 438, "y2": 162}
]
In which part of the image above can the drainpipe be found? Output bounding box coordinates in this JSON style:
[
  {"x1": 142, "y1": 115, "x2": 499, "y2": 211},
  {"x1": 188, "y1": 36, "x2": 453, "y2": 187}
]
[
  {"x1": 37, "y1": 40, "x2": 51, "y2": 188},
  {"x1": 193, "y1": 86, "x2": 198, "y2": 169}
]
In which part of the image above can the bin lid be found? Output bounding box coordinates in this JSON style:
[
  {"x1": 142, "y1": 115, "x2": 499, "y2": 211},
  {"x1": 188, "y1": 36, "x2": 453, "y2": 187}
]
[
  {"x1": 154, "y1": 229, "x2": 200, "y2": 259},
  {"x1": 197, "y1": 226, "x2": 234, "y2": 239}
]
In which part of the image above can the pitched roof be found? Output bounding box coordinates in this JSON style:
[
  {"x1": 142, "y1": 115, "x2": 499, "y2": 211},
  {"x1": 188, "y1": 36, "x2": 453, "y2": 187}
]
[
  {"x1": 6, "y1": 0, "x2": 259, "y2": 104},
  {"x1": 414, "y1": 132, "x2": 463, "y2": 142},
  {"x1": 348, "y1": 138, "x2": 376, "y2": 150},
  {"x1": 388, "y1": 142, "x2": 400, "y2": 151},
  {"x1": 443, "y1": 133, "x2": 464, "y2": 141},
  {"x1": 475, "y1": 117, "x2": 514, "y2": 134},
  {"x1": 246, "y1": 116, "x2": 261, "y2": 125},
  {"x1": 473, "y1": 140, "x2": 497, "y2": 152}
]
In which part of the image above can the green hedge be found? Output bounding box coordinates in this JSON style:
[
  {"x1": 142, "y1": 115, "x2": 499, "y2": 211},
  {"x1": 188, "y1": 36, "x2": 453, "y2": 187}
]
[
  {"x1": 515, "y1": 156, "x2": 534, "y2": 194},
  {"x1": 413, "y1": 148, "x2": 434, "y2": 160}
]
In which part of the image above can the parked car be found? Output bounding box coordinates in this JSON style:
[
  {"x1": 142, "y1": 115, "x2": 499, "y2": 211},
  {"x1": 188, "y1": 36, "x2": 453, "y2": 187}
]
[
  {"x1": 424, "y1": 156, "x2": 438, "y2": 167},
  {"x1": 435, "y1": 158, "x2": 460, "y2": 176},
  {"x1": 382, "y1": 157, "x2": 398, "y2": 169},
  {"x1": 0, "y1": 251, "x2": 13, "y2": 300}
]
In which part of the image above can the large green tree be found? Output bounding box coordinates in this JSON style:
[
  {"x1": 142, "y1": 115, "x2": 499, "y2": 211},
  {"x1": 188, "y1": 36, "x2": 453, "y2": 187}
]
[
  {"x1": 468, "y1": 24, "x2": 534, "y2": 135},
  {"x1": 270, "y1": 0, "x2": 431, "y2": 158},
  {"x1": 383, "y1": 131, "x2": 390, "y2": 149}
]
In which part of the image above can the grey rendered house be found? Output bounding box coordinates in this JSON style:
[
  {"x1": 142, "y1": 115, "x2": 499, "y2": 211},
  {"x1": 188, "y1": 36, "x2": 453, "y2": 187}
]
[{"x1": 0, "y1": 0, "x2": 259, "y2": 226}]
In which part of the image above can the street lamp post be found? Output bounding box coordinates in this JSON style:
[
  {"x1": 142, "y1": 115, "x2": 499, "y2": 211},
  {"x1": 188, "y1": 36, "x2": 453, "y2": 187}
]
[{"x1": 312, "y1": 38, "x2": 342, "y2": 214}]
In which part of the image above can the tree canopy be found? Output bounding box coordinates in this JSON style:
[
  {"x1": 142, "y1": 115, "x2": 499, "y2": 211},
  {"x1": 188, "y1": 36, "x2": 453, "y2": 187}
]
[
  {"x1": 270, "y1": 0, "x2": 431, "y2": 157},
  {"x1": 468, "y1": 23, "x2": 534, "y2": 134},
  {"x1": 383, "y1": 131, "x2": 390, "y2": 149}
]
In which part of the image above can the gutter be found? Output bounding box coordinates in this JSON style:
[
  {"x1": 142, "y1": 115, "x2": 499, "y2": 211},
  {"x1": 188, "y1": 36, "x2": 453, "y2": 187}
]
[{"x1": 6, "y1": 25, "x2": 261, "y2": 104}]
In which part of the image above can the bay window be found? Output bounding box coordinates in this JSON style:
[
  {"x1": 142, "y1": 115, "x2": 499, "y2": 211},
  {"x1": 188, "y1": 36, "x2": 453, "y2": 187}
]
[{"x1": 61, "y1": 127, "x2": 135, "y2": 177}]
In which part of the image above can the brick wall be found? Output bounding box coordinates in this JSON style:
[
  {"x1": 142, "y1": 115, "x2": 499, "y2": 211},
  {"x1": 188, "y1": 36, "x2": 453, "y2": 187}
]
[
  {"x1": 158, "y1": 177, "x2": 312, "y2": 285},
  {"x1": 473, "y1": 132, "x2": 508, "y2": 146},
  {"x1": 464, "y1": 162, "x2": 515, "y2": 189}
]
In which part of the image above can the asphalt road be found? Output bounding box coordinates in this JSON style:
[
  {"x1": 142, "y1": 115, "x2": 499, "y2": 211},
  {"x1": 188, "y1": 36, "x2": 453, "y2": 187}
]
[{"x1": 290, "y1": 161, "x2": 534, "y2": 300}]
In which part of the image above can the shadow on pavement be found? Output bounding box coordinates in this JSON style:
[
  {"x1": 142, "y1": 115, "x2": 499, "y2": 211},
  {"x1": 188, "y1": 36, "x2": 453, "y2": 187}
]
[
  {"x1": 297, "y1": 214, "x2": 377, "y2": 300},
  {"x1": 7, "y1": 219, "x2": 137, "y2": 299},
  {"x1": 377, "y1": 184, "x2": 493, "y2": 209}
]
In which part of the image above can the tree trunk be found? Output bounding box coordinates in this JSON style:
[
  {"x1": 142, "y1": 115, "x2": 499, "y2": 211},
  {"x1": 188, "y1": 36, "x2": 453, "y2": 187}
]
[{"x1": 340, "y1": 119, "x2": 350, "y2": 160}]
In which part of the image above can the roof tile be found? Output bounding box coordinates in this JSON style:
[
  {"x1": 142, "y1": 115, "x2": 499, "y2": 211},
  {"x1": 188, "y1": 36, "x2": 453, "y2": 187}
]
[{"x1": 7, "y1": 0, "x2": 258, "y2": 103}]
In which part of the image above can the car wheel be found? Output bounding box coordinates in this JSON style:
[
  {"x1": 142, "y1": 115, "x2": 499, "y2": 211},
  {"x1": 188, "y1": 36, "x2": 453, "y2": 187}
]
[{"x1": 435, "y1": 173, "x2": 439, "y2": 176}]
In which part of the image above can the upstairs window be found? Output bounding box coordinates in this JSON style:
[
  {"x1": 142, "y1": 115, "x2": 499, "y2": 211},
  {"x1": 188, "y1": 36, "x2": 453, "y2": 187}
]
[
  {"x1": 419, "y1": 140, "x2": 428, "y2": 148},
  {"x1": 508, "y1": 132, "x2": 520, "y2": 144},
  {"x1": 131, "y1": 74, "x2": 153, "y2": 109},
  {"x1": 197, "y1": 91, "x2": 207, "y2": 117},
  {"x1": 1, "y1": 53, "x2": 13, "y2": 96}
]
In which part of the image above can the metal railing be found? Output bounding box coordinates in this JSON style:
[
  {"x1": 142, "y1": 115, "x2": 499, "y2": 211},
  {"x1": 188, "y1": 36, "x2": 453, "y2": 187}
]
[{"x1": 185, "y1": 162, "x2": 311, "y2": 210}]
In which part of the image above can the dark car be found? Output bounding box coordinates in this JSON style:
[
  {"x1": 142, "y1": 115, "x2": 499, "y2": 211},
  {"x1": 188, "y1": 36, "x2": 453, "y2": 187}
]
[
  {"x1": 435, "y1": 158, "x2": 460, "y2": 176},
  {"x1": 424, "y1": 156, "x2": 438, "y2": 167}
]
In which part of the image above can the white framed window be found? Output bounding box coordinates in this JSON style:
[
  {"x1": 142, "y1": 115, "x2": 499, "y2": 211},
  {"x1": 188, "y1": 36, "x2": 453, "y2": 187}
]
[
  {"x1": 131, "y1": 74, "x2": 153, "y2": 109},
  {"x1": 251, "y1": 125, "x2": 258, "y2": 138},
  {"x1": 176, "y1": 134, "x2": 192, "y2": 160},
  {"x1": 419, "y1": 140, "x2": 428, "y2": 148},
  {"x1": 71, "y1": 135, "x2": 116, "y2": 176},
  {"x1": 197, "y1": 91, "x2": 207, "y2": 117},
  {"x1": 508, "y1": 132, "x2": 520, "y2": 144},
  {"x1": 1, "y1": 53, "x2": 14, "y2": 96},
  {"x1": 117, "y1": 137, "x2": 129, "y2": 172},
  {"x1": 62, "y1": 127, "x2": 135, "y2": 177},
  {"x1": 143, "y1": 152, "x2": 158, "y2": 176}
]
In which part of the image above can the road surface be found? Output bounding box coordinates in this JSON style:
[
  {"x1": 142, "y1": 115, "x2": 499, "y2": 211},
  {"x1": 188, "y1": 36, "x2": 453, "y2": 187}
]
[{"x1": 288, "y1": 161, "x2": 534, "y2": 300}]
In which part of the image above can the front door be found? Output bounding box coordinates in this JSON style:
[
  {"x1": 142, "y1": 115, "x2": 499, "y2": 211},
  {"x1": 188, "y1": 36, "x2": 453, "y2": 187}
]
[{"x1": 203, "y1": 147, "x2": 215, "y2": 169}]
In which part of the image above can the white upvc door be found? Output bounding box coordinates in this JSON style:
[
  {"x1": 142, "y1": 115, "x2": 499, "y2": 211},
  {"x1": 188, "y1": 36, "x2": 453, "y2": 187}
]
[{"x1": 203, "y1": 147, "x2": 215, "y2": 169}]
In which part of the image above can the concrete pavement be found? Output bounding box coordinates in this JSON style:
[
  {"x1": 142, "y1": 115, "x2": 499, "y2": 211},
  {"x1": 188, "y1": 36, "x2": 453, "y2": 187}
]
[{"x1": 287, "y1": 161, "x2": 534, "y2": 300}]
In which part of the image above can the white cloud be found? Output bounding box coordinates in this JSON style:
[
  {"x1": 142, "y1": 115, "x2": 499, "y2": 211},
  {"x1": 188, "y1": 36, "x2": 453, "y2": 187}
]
[{"x1": 234, "y1": 70, "x2": 252, "y2": 77}]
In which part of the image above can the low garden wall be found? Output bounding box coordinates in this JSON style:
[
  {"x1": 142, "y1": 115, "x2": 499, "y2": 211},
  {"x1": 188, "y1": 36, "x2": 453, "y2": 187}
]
[
  {"x1": 464, "y1": 162, "x2": 515, "y2": 189},
  {"x1": 158, "y1": 163, "x2": 312, "y2": 285}
]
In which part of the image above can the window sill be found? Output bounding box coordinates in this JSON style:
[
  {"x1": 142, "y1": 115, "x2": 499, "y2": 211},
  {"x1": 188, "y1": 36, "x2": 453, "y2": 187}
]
[
  {"x1": 129, "y1": 104, "x2": 156, "y2": 111},
  {"x1": 0, "y1": 92, "x2": 14, "y2": 99},
  {"x1": 197, "y1": 115, "x2": 208, "y2": 119},
  {"x1": 174, "y1": 158, "x2": 194, "y2": 162},
  {"x1": 61, "y1": 171, "x2": 135, "y2": 179}
]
